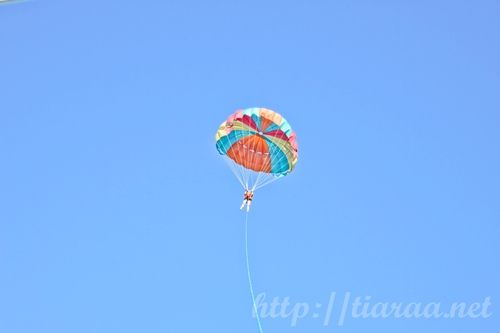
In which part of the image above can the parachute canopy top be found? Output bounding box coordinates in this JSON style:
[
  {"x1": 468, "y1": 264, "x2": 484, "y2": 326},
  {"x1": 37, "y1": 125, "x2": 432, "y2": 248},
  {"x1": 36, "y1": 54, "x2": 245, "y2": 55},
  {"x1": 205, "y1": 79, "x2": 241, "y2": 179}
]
[{"x1": 215, "y1": 107, "x2": 298, "y2": 191}]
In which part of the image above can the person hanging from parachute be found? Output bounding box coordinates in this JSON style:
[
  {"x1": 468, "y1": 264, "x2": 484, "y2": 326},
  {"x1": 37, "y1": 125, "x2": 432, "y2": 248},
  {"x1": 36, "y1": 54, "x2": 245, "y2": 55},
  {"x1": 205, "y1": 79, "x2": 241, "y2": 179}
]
[{"x1": 240, "y1": 190, "x2": 254, "y2": 211}]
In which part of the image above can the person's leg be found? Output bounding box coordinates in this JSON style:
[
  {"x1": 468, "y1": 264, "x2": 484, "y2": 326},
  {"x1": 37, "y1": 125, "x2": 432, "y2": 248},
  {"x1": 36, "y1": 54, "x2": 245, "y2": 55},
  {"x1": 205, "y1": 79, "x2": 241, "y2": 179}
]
[
  {"x1": 246, "y1": 200, "x2": 252, "y2": 212},
  {"x1": 240, "y1": 199, "x2": 247, "y2": 210}
]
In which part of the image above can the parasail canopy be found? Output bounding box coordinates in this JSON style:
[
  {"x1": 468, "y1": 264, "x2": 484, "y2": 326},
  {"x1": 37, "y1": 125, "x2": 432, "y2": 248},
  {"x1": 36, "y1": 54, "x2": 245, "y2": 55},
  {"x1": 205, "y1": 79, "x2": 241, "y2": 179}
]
[{"x1": 215, "y1": 108, "x2": 298, "y2": 190}]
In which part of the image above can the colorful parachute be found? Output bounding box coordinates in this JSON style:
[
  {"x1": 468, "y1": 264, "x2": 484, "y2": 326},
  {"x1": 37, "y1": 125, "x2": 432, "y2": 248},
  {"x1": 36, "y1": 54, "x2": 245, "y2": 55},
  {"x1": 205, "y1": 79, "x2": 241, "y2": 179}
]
[{"x1": 215, "y1": 107, "x2": 298, "y2": 191}]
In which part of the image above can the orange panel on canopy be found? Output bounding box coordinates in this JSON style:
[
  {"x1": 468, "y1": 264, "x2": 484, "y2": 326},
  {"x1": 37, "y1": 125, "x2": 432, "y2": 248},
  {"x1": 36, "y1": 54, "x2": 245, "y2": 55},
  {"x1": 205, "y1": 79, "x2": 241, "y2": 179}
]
[{"x1": 226, "y1": 135, "x2": 272, "y2": 173}]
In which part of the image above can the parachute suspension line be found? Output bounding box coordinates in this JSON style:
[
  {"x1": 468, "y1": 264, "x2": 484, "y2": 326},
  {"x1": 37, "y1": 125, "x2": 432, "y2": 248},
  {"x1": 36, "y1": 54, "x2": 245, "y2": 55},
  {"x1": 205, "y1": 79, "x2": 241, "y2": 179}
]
[
  {"x1": 252, "y1": 170, "x2": 265, "y2": 191},
  {"x1": 252, "y1": 137, "x2": 283, "y2": 191},
  {"x1": 254, "y1": 175, "x2": 279, "y2": 191},
  {"x1": 251, "y1": 135, "x2": 274, "y2": 191},
  {"x1": 253, "y1": 128, "x2": 296, "y2": 190},
  {"x1": 235, "y1": 144, "x2": 249, "y2": 190},
  {"x1": 219, "y1": 126, "x2": 252, "y2": 191},
  {"x1": 252, "y1": 156, "x2": 275, "y2": 191},
  {"x1": 224, "y1": 157, "x2": 245, "y2": 189},
  {"x1": 239, "y1": 126, "x2": 249, "y2": 190},
  {"x1": 245, "y1": 211, "x2": 264, "y2": 333},
  {"x1": 252, "y1": 146, "x2": 273, "y2": 191},
  {"x1": 219, "y1": 133, "x2": 245, "y2": 189},
  {"x1": 248, "y1": 126, "x2": 260, "y2": 190},
  {"x1": 257, "y1": 141, "x2": 283, "y2": 190},
  {"x1": 246, "y1": 123, "x2": 256, "y2": 190}
]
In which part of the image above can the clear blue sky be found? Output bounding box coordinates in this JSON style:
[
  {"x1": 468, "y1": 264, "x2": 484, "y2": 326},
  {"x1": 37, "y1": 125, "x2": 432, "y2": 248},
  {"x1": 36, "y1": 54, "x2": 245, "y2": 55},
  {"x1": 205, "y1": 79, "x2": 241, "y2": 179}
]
[{"x1": 1, "y1": 1, "x2": 499, "y2": 332}]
